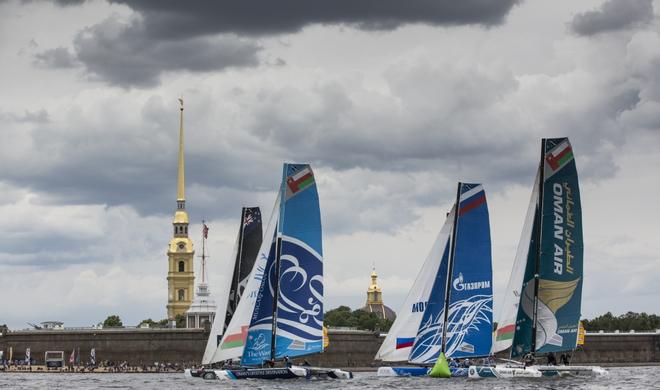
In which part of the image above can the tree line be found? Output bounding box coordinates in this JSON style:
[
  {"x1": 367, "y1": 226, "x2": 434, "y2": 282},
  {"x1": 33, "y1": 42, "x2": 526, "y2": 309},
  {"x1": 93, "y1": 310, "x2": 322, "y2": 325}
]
[
  {"x1": 582, "y1": 312, "x2": 660, "y2": 332},
  {"x1": 324, "y1": 306, "x2": 393, "y2": 331}
]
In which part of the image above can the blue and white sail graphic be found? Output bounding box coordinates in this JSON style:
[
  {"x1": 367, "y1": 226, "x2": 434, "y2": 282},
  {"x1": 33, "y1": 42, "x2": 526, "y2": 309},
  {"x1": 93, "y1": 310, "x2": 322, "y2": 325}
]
[
  {"x1": 409, "y1": 184, "x2": 493, "y2": 364},
  {"x1": 409, "y1": 237, "x2": 450, "y2": 364},
  {"x1": 275, "y1": 163, "x2": 324, "y2": 359},
  {"x1": 448, "y1": 183, "x2": 493, "y2": 358},
  {"x1": 241, "y1": 230, "x2": 278, "y2": 366}
]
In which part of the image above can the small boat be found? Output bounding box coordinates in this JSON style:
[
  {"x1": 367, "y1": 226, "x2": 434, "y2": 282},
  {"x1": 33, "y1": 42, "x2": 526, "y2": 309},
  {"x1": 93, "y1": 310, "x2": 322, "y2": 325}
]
[
  {"x1": 469, "y1": 138, "x2": 607, "y2": 378},
  {"x1": 376, "y1": 183, "x2": 494, "y2": 377},
  {"x1": 205, "y1": 163, "x2": 352, "y2": 380}
]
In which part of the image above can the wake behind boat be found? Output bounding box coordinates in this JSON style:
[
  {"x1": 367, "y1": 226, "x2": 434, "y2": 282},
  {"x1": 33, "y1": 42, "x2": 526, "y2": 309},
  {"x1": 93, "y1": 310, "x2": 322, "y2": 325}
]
[
  {"x1": 376, "y1": 182, "x2": 493, "y2": 378},
  {"x1": 469, "y1": 138, "x2": 607, "y2": 379}
]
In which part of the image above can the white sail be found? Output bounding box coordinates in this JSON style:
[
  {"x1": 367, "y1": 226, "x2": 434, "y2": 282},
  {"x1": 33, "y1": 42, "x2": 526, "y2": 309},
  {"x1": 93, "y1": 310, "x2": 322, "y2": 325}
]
[
  {"x1": 492, "y1": 170, "x2": 540, "y2": 353},
  {"x1": 375, "y1": 208, "x2": 454, "y2": 362},
  {"x1": 201, "y1": 231, "x2": 240, "y2": 365},
  {"x1": 210, "y1": 194, "x2": 280, "y2": 363}
]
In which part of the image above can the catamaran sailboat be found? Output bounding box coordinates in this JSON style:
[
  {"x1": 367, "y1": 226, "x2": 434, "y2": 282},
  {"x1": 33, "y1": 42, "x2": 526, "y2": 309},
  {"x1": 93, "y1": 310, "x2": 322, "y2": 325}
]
[
  {"x1": 376, "y1": 182, "x2": 493, "y2": 377},
  {"x1": 468, "y1": 138, "x2": 607, "y2": 378},
  {"x1": 185, "y1": 208, "x2": 263, "y2": 379},
  {"x1": 199, "y1": 163, "x2": 351, "y2": 380}
]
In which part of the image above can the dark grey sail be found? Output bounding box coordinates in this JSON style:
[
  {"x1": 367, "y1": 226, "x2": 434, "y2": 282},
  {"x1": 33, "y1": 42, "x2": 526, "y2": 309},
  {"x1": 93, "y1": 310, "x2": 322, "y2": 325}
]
[{"x1": 224, "y1": 207, "x2": 263, "y2": 330}]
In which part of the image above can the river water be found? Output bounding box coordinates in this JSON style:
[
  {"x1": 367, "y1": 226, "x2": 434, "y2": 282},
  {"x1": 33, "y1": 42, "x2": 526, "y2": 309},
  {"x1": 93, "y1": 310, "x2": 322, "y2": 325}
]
[{"x1": 1, "y1": 366, "x2": 659, "y2": 389}]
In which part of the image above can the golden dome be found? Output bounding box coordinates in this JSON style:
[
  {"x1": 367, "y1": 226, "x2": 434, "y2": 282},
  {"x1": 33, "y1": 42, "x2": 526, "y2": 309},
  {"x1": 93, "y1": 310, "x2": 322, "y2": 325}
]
[{"x1": 174, "y1": 210, "x2": 189, "y2": 224}]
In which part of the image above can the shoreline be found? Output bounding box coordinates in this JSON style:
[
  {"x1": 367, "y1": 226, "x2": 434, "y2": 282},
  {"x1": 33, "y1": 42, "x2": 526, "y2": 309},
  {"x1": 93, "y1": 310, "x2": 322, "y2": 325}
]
[{"x1": 2, "y1": 362, "x2": 659, "y2": 374}]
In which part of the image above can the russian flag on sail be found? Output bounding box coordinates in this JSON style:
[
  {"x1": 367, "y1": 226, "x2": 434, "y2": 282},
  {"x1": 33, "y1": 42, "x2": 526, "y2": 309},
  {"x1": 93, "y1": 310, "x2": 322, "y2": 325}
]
[
  {"x1": 396, "y1": 337, "x2": 415, "y2": 349},
  {"x1": 458, "y1": 184, "x2": 486, "y2": 216}
]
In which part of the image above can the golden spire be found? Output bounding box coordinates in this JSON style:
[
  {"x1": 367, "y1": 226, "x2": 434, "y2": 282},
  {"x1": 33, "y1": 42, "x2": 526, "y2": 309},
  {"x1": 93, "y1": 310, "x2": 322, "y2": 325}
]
[
  {"x1": 367, "y1": 265, "x2": 382, "y2": 304},
  {"x1": 177, "y1": 97, "x2": 185, "y2": 203}
]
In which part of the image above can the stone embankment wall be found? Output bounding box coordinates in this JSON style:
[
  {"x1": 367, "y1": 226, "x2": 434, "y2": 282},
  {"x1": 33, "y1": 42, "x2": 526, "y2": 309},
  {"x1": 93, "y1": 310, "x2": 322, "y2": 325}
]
[
  {"x1": 0, "y1": 329, "x2": 207, "y2": 366},
  {"x1": 1, "y1": 329, "x2": 658, "y2": 367}
]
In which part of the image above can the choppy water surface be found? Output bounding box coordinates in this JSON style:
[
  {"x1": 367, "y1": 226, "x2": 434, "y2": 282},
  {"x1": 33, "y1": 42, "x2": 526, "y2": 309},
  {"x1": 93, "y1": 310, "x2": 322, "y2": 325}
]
[{"x1": 1, "y1": 366, "x2": 659, "y2": 389}]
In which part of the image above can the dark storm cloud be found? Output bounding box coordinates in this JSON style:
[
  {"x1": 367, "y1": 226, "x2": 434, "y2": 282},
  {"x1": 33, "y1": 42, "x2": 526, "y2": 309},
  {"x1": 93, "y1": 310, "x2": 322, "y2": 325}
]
[
  {"x1": 569, "y1": 0, "x2": 654, "y2": 36},
  {"x1": 108, "y1": 0, "x2": 520, "y2": 37},
  {"x1": 40, "y1": 0, "x2": 519, "y2": 87},
  {"x1": 67, "y1": 16, "x2": 261, "y2": 87}
]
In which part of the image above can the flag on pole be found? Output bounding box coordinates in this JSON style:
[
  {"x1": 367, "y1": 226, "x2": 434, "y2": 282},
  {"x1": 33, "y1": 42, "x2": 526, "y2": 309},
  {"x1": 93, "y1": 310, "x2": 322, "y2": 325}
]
[
  {"x1": 69, "y1": 349, "x2": 75, "y2": 364},
  {"x1": 203, "y1": 223, "x2": 209, "y2": 239},
  {"x1": 8, "y1": 346, "x2": 12, "y2": 362},
  {"x1": 75, "y1": 347, "x2": 81, "y2": 365},
  {"x1": 90, "y1": 348, "x2": 96, "y2": 365},
  {"x1": 25, "y1": 347, "x2": 31, "y2": 365}
]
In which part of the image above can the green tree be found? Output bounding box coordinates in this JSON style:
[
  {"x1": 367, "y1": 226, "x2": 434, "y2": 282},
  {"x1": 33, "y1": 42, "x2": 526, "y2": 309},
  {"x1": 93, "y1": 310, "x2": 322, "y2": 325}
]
[
  {"x1": 158, "y1": 318, "x2": 170, "y2": 327},
  {"x1": 139, "y1": 318, "x2": 159, "y2": 328},
  {"x1": 0, "y1": 324, "x2": 8, "y2": 335},
  {"x1": 103, "y1": 315, "x2": 123, "y2": 328},
  {"x1": 582, "y1": 311, "x2": 660, "y2": 332},
  {"x1": 175, "y1": 314, "x2": 186, "y2": 328},
  {"x1": 324, "y1": 306, "x2": 392, "y2": 331},
  {"x1": 324, "y1": 306, "x2": 354, "y2": 328}
]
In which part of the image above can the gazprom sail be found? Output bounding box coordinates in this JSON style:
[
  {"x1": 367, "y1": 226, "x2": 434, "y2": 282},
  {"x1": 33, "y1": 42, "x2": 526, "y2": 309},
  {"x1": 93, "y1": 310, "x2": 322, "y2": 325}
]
[{"x1": 377, "y1": 183, "x2": 493, "y2": 376}]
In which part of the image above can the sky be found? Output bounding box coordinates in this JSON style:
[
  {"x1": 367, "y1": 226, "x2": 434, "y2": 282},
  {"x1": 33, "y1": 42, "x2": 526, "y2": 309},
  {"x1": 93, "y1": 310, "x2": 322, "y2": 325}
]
[{"x1": 1, "y1": 0, "x2": 659, "y2": 330}]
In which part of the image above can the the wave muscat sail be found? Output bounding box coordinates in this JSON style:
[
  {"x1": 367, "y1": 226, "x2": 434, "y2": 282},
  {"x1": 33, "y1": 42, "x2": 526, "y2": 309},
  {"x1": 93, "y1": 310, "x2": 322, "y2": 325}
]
[
  {"x1": 409, "y1": 184, "x2": 493, "y2": 364},
  {"x1": 211, "y1": 197, "x2": 280, "y2": 363},
  {"x1": 512, "y1": 138, "x2": 583, "y2": 357},
  {"x1": 242, "y1": 163, "x2": 324, "y2": 365}
]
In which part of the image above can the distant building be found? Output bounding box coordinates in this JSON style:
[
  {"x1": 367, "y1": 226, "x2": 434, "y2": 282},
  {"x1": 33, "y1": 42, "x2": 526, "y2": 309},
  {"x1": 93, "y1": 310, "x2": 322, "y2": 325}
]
[
  {"x1": 166, "y1": 98, "x2": 195, "y2": 323},
  {"x1": 361, "y1": 268, "x2": 396, "y2": 322},
  {"x1": 185, "y1": 226, "x2": 216, "y2": 329},
  {"x1": 40, "y1": 321, "x2": 64, "y2": 330}
]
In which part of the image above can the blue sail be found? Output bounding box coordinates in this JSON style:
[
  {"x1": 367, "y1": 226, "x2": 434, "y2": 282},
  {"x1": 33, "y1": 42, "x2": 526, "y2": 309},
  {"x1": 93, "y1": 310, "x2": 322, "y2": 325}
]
[
  {"x1": 409, "y1": 235, "x2": 450, "y2": 364},
  {"x1": 409, "y1": 183, "x2": 493, "y2": 364},
  {"x1": 275, "y1": 163, "x2": 324, "y2": 359},
  {"x1": 448, "y1": 183, "x2": 493, "y2": 358},
  {"x1": 241, "y1": 229, "x2": 278, "y2": 366}
]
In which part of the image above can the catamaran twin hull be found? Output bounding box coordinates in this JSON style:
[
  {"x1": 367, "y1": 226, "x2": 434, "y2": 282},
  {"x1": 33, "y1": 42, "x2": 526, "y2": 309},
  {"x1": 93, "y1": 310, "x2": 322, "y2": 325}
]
[
  {"x1": 211, "y1": 366, "x2": 353, "y2": 380},
  {"x1": 467, "y1": 364, "x2": 608, "y2": 378},
  {"x1": 377, "y1": 366, "x2": 469, "y2": 377}
]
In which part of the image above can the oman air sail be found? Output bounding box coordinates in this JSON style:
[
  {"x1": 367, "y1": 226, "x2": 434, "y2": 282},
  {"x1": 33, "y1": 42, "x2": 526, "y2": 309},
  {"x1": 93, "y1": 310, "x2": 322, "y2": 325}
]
[
  {"x1": 469, "y1": 138, "x2": 607, "y2": 379},
  {"x1": 377, "y1": 182, "x2": 493, "y2": 378}
]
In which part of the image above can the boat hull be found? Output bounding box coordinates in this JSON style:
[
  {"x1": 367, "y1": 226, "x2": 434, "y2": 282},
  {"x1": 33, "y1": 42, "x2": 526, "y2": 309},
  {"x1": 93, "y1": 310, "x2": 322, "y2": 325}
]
[
  {"x1": 377, "y1": 366, "x2": 468, "y2": 377},
  {"x1": 212, "y1": 365, "x2": 353, "y2": 380},
  {"x1": 468, "y1": 365, "x2": 542, "y2": 378},
  {"x1": 468, "y1": 364, "x2": 608, "y2": 378},
  {"x1": 536, "y1": 365, "x2": 608, "y2": 377}
]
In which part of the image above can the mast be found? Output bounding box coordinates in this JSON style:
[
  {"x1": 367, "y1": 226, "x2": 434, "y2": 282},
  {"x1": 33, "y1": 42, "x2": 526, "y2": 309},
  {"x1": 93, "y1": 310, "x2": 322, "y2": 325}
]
[
  {"x1": 270, "y1": 172, "x2": 287, "y2": 362},
  {"x1": 231, "y1": 208, "x2": 247, "y2": 311},
  {"x1": 441, "y1": 182, "x2": 461, "y2": 354},
  {"x1": 530, "y1": 139, "x2": 546, "y2": 354}
]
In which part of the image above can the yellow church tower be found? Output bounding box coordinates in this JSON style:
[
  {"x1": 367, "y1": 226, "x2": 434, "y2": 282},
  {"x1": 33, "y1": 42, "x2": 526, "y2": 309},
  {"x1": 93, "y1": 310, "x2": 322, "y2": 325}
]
[{"x1": 166, "y1": 98, "x2": 195, "y2": 323}]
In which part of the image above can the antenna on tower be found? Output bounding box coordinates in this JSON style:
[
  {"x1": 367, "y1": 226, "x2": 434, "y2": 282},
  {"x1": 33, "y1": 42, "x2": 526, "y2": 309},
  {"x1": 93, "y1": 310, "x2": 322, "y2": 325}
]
[{"x1": 199, "y1": 220, "x2": 210, "y2": 283}]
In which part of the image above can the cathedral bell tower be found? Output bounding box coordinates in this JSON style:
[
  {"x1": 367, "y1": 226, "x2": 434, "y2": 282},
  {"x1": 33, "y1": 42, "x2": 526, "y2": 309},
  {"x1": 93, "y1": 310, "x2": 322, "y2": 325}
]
[{"x1": 166, "y1": 98, "x2": 195, "y2": 323}]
